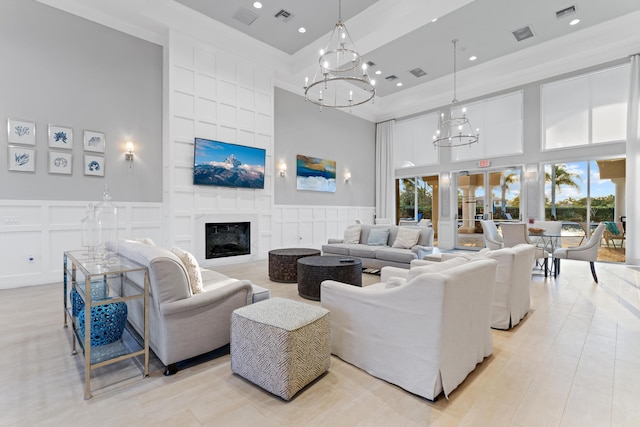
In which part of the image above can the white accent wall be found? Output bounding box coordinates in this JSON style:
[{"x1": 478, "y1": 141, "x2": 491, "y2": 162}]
[{"x1": 164, "y1": 31, "x2": 274, "y2": 267}]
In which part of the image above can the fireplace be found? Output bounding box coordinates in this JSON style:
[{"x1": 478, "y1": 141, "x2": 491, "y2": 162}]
[{"x1": 205, "y1": 222, "x2": 250, "y2": 259}]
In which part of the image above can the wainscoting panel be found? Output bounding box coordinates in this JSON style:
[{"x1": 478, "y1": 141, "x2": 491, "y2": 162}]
[
  {"x1": 0, "y1": 201, "x2": 163, "y2": 289},
  {"x1": 272, "y1": 205, "x2": 375, "y2": 251}
]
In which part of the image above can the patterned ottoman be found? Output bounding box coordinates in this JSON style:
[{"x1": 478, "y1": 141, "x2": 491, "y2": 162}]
[{"x1": 230, "y1": 297, "x2": 330, "y2": 400}]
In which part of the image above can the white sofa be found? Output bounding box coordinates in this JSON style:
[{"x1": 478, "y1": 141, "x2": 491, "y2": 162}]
[
  {"x1": 321, "y1": 257, "x2": 497, "y2": 401},
  {"x1": 322, "y1": 224, "x2": 434, "y2": 269},
  {"x1": 404, "y1": 244, "x2": 536, "y2": 329},
  {"x1": 108, "y1": 240, "x2": 269, "y2": 375}
]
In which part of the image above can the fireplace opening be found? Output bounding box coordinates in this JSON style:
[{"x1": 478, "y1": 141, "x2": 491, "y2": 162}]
[{"x1": 205, "y1": 222, "x2": 250, "y2": 259}]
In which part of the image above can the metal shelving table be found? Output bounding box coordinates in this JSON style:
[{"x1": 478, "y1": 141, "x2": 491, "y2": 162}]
[{"x1": 63, "y1": 250, "x2": 149, "y2": 399}]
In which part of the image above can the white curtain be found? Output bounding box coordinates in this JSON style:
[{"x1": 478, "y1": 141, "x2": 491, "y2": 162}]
[
  {"x1": 626, "y1": 55, "x2": 640, "y2": 265},
  {"x1": 375, "y1": 120, "x2": 395, "y2": 220}
]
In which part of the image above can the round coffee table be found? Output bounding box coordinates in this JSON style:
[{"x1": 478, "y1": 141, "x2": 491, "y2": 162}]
[
  {"x1": 297, "y1": 256, "x2": 362, "y2": 301},
  {"x1": 269, "y1": 248, "x2": 321, "y2": 283}
]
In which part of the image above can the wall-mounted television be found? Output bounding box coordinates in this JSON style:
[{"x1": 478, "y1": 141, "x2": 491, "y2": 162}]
[{"x1": 193, "y1": 138, "x2": 266, "y2": 189}]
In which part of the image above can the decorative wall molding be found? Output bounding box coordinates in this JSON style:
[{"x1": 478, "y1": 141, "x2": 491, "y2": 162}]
[{"x1": 0, "y1": 200, "x2": 162, "y2": 289}]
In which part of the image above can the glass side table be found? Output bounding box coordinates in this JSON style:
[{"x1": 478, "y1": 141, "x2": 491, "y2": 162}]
[{"x1": 63, "y1": 250, "x2": 150, "y2": 399}]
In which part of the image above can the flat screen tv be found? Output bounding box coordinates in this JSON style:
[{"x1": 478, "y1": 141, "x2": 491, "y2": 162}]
[{"x1": 193, "y1": 138, "x2": 266, "y2": 189}]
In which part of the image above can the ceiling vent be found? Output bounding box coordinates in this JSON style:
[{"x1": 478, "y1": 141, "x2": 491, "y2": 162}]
[
  {"x1": 275, "y1": 9, "x2": 294, "y2": 22},
  {"x1": 556, "y1": 5, "x2": 576, "y2": 19},
  {"x1": 385, "y1": 75, "x2": 398, "y2": 81},
  {"x1": 512, "y1": 26, "x2": 534, "y2": 42},
  {"x1": 409, "y1": 67, "x2": 427, "y2": 78},
  {"x1": 233, "y1": 7, "x2": 259, "y2": 26}
]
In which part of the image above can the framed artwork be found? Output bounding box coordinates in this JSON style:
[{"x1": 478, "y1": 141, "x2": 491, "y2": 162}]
[
  {"x1": 7, "y1": 118, "x2": 36, "y2": 145},
  {"x1": 83, "y1": 130, "x2": 105, "y2": 153},
  {"x1": 49, "y1": 151, "x2": 72, "y2": 175},
  {"x1": 84, "y1": 154, "x2": 104, "y2": 176},
  {"x1": 8, "y1": 146, "x2": 36, "y2": 172},
  {"x1": 48, "y1": 125, "x2": 73, "y2": 149},
  {"x1": 296, "y1": 154, "x2": 337, "y2": 192}
]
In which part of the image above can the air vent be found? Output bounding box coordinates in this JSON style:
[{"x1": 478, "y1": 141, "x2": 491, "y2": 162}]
[
  {"x1": 556, "y1": 5, "x2": 576, "y2": 19},
  {"x1": 275, "y1": 9, "x2": 294, "y2": 22},
  {"x1": 512, "y1": 26, "x2": 534, "y2": 42},
  {"x1": 365, "y1": 61, "x2": 376, "y2": 67},
  {"x1": 233, "y1": 7, "x2": 259, "y2": 26},
  {"x1": 409, "y1": 67, "x2": 427, "y2": 78},
  {"x1": 385, "y1": 75, "x2": 398, "y2": 81}
]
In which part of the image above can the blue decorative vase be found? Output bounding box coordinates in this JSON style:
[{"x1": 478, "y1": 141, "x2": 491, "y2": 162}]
[
  {"x1": 70, "y1": 281, "x2": 108, "y2": 317},
  {"x1": 77, "y1": 301, "x2": 128, "y2": 346}
]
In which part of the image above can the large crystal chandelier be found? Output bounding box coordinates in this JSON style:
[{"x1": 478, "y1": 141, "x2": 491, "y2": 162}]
[
  {"x1": 433, "y1": 39, "x2": 479, "y2": 148},
  {"x1": 303, "y1": 0, "x2": 375, "y2": 110}
]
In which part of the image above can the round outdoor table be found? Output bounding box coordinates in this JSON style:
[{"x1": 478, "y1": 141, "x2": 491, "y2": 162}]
[
  {"x1": 297, "y1": 256, "x2": 362, "y2": 301},
  {"x1": 268, "y1": 248, "x2": 321, "y2": 283}
]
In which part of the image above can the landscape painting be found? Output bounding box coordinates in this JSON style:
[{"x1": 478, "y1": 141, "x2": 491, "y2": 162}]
[
  {"x1": 296, "y1": 155, "x2": 336, "y2": 192},
  {"x1": 193, "y1": 138, "x2": 265, "y2": 189}
]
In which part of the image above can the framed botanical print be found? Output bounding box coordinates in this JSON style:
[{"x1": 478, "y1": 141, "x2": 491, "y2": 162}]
[
  {"x1": 84, "y1": 154, "x2": 104, "y2": 176},
  {"x1": 7, "y1": 118, "x2": 36, "y2": 145},
  {"x1": 8, "y1": 145, "x2": 36, "y2": 172},
  {"x1": 83, "y1": 130, "x2": 105, "y2": 153},
  {"x1": 49, "y1": 151, "x2": 72, "y2": 175},
  {"x1": 48, "y1": 125, "x2": 73, "y2": 149}
]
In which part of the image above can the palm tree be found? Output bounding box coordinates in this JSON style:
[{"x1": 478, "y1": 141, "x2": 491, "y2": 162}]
[
  {"x1": 500, "y1": 172, "x2": 519, "y2": 216},
  {"x1": 545, "y1": 164, "x2": 581, "y2": 219}
]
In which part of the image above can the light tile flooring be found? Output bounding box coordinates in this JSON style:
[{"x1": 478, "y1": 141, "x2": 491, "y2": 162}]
[{"x1": 2, "y1": 259, "x2": 640, "y2": 426}]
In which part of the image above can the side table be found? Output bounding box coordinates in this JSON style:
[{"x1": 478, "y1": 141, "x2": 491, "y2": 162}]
[
  {"x1": 297, "y1": 255, "x2": 362, "y2": 301},
  {"x1": 269, "y1": 248, "x2": 321, "y2": 282}
]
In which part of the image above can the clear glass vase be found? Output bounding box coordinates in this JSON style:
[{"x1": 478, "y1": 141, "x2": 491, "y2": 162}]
[{"x1": 95, "y1": 186, "x2": 118, "y2": 263}]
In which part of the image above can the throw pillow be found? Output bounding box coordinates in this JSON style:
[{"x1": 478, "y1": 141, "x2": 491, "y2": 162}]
[
  {"x1": 171, "y1": 247, "x2": 204, "y2": 295},
  {"x1": 367, "y1": 228, "x2": 390, "y2": 246},
  {"x1": 385, "y1": 276, "x2": 407, "y2": 288},
  {"x1": 407, "y1": 256, "x2": 467, "y2": 281},
  {"x1": 392, "y1": 227, "x2": 422, "y2": 249},
  {"x1": 343, "y1": 225, "x2": 362, "y2": 244},
  {"x1": 135, "y1": 237, "x2": 156, "y2": 246}
]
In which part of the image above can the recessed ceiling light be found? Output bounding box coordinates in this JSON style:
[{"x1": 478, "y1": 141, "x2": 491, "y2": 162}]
[
  {"x1": 396, "y1": 82, "x2": 403, "y2": 87},
  {"x1": 298, "y1": 27, "x2": 306, "y2": 33},
  {"x1": 431, "y1": 18, "x2": 438, "y2": 23},
  {"x1": 569, "y1": 18, "x2": 580, "y2": 26},
  {"x1": 375, "y1": 70, "x2": 382, "y2": 75},
  {"x1": 253, "y1": 2, "x2": 262, "y2": 9},
  {"x1": 469, "y1": 56, "x2": 477, "y2": 61}
]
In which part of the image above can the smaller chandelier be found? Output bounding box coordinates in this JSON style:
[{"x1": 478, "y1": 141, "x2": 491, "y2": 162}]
[
  {"x1": 304, "y1": 0, "x2": 375, "y2": 110},
  {"x1": 433, "y1": 39, "x2": 479, "y2": 148}
]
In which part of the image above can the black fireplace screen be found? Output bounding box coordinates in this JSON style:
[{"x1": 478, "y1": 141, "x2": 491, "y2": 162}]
[{"x1": 205, "y1": 222, "x2": 250, "y2": 259}]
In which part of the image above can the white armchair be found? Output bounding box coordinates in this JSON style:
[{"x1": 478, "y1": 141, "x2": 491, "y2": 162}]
[
  {"x1": 554, "y1": 223, "x2": 606, "y2": 283},
  {"x1": 321, "y1": 258, "x2": 497, "y2": 401},
  {"x1": 480, "y1": 220, "x2": 504, "y2": 250}
]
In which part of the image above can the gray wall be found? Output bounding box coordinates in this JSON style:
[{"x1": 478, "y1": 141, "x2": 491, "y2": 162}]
[
  {"x1": 274, "y1": 87, "x2": 376, "y2": 206},
  {"x1": 0, "y1": 0, "x2": 162, "y2": 202}
]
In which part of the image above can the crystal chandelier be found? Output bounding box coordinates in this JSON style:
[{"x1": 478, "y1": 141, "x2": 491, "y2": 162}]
[
  {"x1": 433, "y1": 39, "x2": 479, "y2": 148},
  {"x1": 303, "y1": 0, "x2": 375, "y2": 110}
]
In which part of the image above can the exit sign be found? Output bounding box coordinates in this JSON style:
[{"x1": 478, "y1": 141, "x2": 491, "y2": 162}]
[{"x1": 478, "y1": 159, "x2": 491, "y2": 168}]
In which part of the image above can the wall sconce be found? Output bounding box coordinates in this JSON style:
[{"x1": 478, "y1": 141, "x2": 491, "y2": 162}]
[
  {"x1": 279, "y1": 163, "x2": 287, "y2": 177},
  {"x1": 125, "y1": 141, "x2": 134, "y2": 165},
  {"x1": 525, "y1": 164, "x2": 539, "y2": 182},
  {"x1": 440, "y1": 172, "x2": 450, "y2": 187},
  {"x1": 344, "y1": 171, "x2": 351, "y2": 183}
]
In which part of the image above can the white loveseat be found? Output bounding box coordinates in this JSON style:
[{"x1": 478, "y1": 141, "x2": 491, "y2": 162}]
[
  {"x1": 321, "y1": 257, "x2": 497, "y2": 400},
  {"x1": 405, "y1": 244, "x2": 536, "y2": 329},
  {"x1": 108, "y1": 240, "x2": 269, "y2": 375},
  {"x1": 322, "y1": 224, "x2": 434, "y2": 269}
]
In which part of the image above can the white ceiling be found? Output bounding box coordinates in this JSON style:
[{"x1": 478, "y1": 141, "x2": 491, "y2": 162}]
[{"x1": 36, "y1": 0, "x2": 640, "y2": 121}]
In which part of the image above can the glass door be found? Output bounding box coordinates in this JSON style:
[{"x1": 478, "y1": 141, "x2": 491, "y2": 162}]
[{"x1": 456, "y1": 168, "x2": 521, "y2": 249}]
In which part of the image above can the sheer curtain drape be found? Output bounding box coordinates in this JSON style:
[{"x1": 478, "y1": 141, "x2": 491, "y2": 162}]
[
  {"x1": 626, "y1": 55, "x2": 640, "y2": 265},
  {"x1": 375, "y1": 120, "x2": 395, "y2": 221}
]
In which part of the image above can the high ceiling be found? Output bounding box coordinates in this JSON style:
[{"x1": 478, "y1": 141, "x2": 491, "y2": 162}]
[
  {"x1": 36, "y1": 0, "x2": 640, "y2": 121},
  {"x1": 174, "y1": 0, "x2": 640, "y2": 97}
]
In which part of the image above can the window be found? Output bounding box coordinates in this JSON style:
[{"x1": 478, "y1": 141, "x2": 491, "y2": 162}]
[
  {"x1": 394, "y1": 112, "x2": 440, "y2": 168},
  {"x1": 451, "y1": 91, "x2": 523, "y2": 162},
  {"x1": 542, "y1": 64, "x2": 629, "y2": 150}
]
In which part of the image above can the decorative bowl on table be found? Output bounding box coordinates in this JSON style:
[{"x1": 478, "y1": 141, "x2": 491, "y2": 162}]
[{"x1": 529, "y1": 227, "x2": 545, "y2": 235}]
